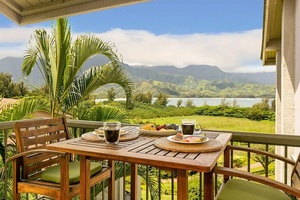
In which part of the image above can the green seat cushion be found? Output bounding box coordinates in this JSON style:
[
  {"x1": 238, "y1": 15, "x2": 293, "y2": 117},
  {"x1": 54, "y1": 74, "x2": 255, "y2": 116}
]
[
  {"x1": 216, "y1": 179, "x2": 292, "y2": 200},
  {"x1": 41, "y1": 161, "x2": 102, "y2": 184}
]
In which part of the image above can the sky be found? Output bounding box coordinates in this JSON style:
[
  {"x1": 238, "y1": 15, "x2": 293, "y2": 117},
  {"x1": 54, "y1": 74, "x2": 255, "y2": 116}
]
[{"x1": 0, "y1": 0, "x2": 275, "y2": 73}]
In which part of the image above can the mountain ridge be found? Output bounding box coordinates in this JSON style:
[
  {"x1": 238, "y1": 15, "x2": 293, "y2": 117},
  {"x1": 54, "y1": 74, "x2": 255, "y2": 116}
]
[
  {"x1": 0, "y1": 56, "x2": 275, "y2": 98},
  {"x1": 0, "y1": 56, "x2": 275, "y2": 85}
]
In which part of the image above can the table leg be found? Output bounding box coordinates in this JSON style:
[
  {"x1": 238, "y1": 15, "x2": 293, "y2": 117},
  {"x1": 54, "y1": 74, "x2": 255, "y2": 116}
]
[
  {"x1": 108, "y1": 160, "x2": 115, "y2": 200},
  {"x1": 130, "y1": 163, "x2": 138, "y2": 200},
  {"x1": 204, "y1": 172, "x2": 213, "y2": 200},
  {"x1": 177, "y1": 169, "x2": 188, "y2": 200},
  {"x1": 224, "y1": 147, "x2": 230, "y2": 182},
  {"x1": 80, "y1": 155, "x2": 90, "y2": 199}
]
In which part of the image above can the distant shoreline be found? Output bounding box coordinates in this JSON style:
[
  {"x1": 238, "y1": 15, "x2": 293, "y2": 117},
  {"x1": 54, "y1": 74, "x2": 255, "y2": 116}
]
[{"x1": 95, "y1": 97, "x2": 273, "y2": 108}]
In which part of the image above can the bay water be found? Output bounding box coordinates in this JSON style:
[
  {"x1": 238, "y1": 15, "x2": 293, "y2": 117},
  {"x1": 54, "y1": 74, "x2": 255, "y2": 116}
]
[{"x1": 96, "y1": 97, "x2": 273, "y2": 108}]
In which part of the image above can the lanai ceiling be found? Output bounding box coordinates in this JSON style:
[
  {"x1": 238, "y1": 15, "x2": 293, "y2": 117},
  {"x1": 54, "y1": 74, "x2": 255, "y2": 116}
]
[
  {"x1": 261, "y1": 0, "x2": 283, "y2": 66},
  {"x1": 0, "y1": 0, "x2": 149, "y2": 25}
]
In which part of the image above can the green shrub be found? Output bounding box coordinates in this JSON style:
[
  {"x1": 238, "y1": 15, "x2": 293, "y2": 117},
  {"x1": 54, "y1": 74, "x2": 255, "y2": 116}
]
[{"x1": 196, "y1": 105, "x2": 275, "y2": 121}]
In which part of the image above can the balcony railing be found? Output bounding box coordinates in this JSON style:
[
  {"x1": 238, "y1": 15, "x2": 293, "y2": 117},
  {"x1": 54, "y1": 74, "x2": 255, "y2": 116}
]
[{"x1": 1, "y1": 119, "x2": 300, "y2": 199}]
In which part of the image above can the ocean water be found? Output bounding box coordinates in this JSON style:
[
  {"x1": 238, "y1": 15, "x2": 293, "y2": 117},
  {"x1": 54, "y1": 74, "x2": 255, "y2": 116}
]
[{"x1": 96, "y1": 97, "x2": 273, "y2": 108}]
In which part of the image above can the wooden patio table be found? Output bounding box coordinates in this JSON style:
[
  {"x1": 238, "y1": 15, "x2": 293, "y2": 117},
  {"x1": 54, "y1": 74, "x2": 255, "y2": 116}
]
[{"x1": 46, "y1": 126, "x2": 231, "y2": 200}]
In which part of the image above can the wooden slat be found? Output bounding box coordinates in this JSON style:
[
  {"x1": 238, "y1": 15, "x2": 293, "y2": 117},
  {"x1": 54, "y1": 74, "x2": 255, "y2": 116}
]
[
  {"x1": 28, "y1": 157, "x2": 61, "y2": 174},
  {"x1": 24, "y1": 132, "x2": 67, "y2": 146},
  {"x1": 20, "y1": 124, "x2": 66, "y2": 137},
  {"x1": 164, "y1": 151, "x2": 178, "y2": 157},
  {"x1": 28, "y1": 0, "x2": 43, "y2": 6},
  {"x1": 14, "y1": 0, "x2": 31, "y2": 7},
  {"x1": 26, "y1": 152, "x2": 59, "y2": 164},
  {"x1": 137, "y1": 143, "x2": 156, "y2": 154},
  {"x1": 147, "y1": 147, "x2": 164, "y2": 155},
  {"x1": 185, "y1": 153, "x2": 200, "y2": 159},
  {"x1": 155, "y1": 149, "x2": 169, "y2": 156}
]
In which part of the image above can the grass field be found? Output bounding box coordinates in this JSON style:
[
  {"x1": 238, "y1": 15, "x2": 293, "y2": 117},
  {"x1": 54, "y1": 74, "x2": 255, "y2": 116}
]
[{"x1": 141, "y1": 115, "x2": 275, "y2": 134}]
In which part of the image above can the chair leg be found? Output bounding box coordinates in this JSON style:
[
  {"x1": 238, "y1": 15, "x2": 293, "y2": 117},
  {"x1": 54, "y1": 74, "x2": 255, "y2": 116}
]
[
  {"x1": 12, "y1": 159, "x2": 21, "y2": 200},
  {"x1": 60, "y1": 155, "x2": 70, "y2": 200}
]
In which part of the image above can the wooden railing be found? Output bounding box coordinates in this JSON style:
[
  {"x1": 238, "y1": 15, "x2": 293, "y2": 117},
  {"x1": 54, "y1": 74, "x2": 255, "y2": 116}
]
[{"x1": 1, "y1": 119, "x2": 300, "y2": 199}]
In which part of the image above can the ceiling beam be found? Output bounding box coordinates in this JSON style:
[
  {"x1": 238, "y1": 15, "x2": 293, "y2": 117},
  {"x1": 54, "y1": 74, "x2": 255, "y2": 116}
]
[
  {"x1": 264, "y1": 59, "x2": 277, "y2": 66},
  {"x1": 20, "y1": 0, "x2": 149, "y2": 25},
  {"x1": 266, "y1": 39, "x2": 281, "y2": 51},
  {"x1": 0, "y1": 2, "x2": 21, "y2": 24},
  {"x1": 1, "y1": 0, "x2": 23, "y2": 13}
]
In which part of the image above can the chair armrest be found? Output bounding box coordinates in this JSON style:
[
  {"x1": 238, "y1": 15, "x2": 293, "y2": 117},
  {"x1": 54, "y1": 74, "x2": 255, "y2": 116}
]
[
  {"x1": 227, "y1": 145, "x2": 295, "y2": 165},
  {"x1": 213, "y1": 166, "x2": 300, "y2": 198},
  {"x1": 6, "y1": 149, "x2": 67, "y2": 163}
]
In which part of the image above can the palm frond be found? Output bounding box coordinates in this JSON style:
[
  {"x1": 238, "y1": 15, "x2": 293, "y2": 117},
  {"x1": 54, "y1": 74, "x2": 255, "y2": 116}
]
[
  {"x1": 65, "y1": 34, "x2": 122, "y2": 91},
  {"x1": 0, "y1": 97, "x2": 49, "y2": 121},
  {"x1": 79, "y1": 104, "x2": 126, "y2": 121},
  {"x1": 22, "y1": 29, "x2": 51, "y2": 83},
  {"x1": 63, "y1": 64, "x2": 132, "y2": 112},
  {"x1": 137, "y1": 165, "x2": 160, "y2": 198},
  {"x1": 51, "y1": 18, "x2": 72, "y2": 103}
]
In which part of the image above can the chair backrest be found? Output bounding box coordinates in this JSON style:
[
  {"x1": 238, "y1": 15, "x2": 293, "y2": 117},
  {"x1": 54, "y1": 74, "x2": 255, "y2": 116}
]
[
  {"x1": 14, "y1": 117, "x2": 71, "y2": 180},
  {"x1": 291, "y1": 153, "x2": 300, "y2": 200}
]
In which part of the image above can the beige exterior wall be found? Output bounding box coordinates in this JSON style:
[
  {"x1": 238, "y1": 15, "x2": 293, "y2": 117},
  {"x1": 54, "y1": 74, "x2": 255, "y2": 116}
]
[
  {"x1": 281, "y1": 0, "x2": 295, "y2": 137},
  {"x1": 295, "y1": 0, "x2": 300, "y2": 137}
]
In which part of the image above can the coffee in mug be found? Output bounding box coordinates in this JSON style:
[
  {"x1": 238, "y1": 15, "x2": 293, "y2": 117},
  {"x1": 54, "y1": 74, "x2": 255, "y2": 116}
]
[
  {"x1": 103, "y1": 122, "x2": 121, "y2": 144},
  {"x1": 181, "y1": 119, "x2": 200, "y2": 135}
]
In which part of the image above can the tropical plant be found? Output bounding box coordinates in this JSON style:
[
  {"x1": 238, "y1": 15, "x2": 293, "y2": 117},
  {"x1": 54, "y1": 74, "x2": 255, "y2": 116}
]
[
  {"x1": 0, "y1": 73, "x2": 28, "y2": 98},
  {"x1": 22, "y1": 18, "x2": 133, "y2": 118}
]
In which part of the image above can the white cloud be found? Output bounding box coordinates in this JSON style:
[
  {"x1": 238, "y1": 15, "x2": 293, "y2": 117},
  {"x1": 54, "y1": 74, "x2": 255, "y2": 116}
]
[
  {"x1": 0, "y1": 26, "x2": 50, "y2": 58},
  {"x1": 0, "y1": 26, "x2": 33, "y2": 43},
  {"x1": 0, "y1": 26, "x2": 275, "y2": 73},
  {"x1": 97, "y1": 28, "x2": 275, "y2": 73}
]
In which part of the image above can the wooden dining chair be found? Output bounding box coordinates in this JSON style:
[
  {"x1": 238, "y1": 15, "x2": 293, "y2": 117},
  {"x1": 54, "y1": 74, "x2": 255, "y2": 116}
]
[
  {"x1": 213, "y1": 145, "x2": 300, "y2": 200},
  {"x1": 7, "y1": 117, "x2": 111, "y2": 199}
]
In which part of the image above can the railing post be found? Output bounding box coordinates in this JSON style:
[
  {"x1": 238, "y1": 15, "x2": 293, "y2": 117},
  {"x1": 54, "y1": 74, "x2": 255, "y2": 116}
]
[
  {"x1": 130, "y1": 163, "x2": 138, "y2": 200},
  {"x1": 4, "y1": 130, "x2": 8, "y2": 200},
  {"x1": 108, "y1": 160, "x2": 115, "y2": 200}
]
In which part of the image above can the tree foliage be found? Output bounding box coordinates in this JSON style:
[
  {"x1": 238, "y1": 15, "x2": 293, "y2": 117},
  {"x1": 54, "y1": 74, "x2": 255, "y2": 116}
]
[
  {"x1": 177, "y1": 99, "x2": 183, "y2": 107},
  {"x1": 133, "y1": 92, "x2": 153, "y2": 104},
  {"x1": 153, "y1": 93, "x2": 169, "y2": 106},
  {"x1": 251, "y1": 145, "x2": 275, "y2": 172},
  {"x1": 185, "y1": 99, "x2": 194, "y2": 107},
  {"x1": 107, "y1": 87, "x2": 116, "y2": 101},
  {"x1": 0, "y1": 73, "x2": 28, "y2": 98}
]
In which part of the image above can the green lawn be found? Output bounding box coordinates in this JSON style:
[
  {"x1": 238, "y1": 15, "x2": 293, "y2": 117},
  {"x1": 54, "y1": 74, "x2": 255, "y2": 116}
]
[{"x1": 141, "y1": 115, "x2": 275, "y2": 134}]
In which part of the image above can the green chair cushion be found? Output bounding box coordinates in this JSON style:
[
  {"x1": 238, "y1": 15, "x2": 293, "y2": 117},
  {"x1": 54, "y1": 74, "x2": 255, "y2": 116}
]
[
  {"x1": 216, "y1": 179, "x2": 292, "y2": 200},
  {"x1": 41, "y1": 161, "x2": 102, "y2": 184}
]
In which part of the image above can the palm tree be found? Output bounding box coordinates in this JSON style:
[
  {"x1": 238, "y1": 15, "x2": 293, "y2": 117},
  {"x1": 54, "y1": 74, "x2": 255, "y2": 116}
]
[{"x1": 22, "y1": 18, "x2": 133, "y2": 117}]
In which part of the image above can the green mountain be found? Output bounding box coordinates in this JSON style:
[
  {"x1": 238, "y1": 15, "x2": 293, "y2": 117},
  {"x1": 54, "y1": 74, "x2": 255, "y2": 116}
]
[{"x1": 0, "y1": 56, "x2": 275, "y2": 98}]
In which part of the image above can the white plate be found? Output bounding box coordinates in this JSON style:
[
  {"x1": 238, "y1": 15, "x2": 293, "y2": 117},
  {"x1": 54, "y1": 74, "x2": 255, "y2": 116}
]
[
  {"x1": 167, "y1": 135, "x2": 209, "y2": 144},
  {"x1": 137, "y1": 127, "x2": 179, "y2": 136},
  {"x1": 93, "y1": 129, "x2": 128, "y2": 137}
]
